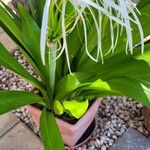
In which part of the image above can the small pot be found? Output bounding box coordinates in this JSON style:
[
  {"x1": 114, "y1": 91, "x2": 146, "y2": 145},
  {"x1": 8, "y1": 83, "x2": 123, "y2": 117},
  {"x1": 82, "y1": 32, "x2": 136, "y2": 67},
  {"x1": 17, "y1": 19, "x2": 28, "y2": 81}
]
[
  {"x1": 26, "y1": 98, "x2": 101, "y2": 147},
  {"x1": 142, "y1": 107, "x2": 150, "y2": 132}
]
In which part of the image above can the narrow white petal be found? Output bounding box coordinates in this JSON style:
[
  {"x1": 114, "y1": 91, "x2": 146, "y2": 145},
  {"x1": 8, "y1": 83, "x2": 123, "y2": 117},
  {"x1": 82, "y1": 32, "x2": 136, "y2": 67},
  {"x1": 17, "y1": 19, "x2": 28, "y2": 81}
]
[
  {"x1": 40, "y1": 0, "x2": 51, "y2": 65},
  {"x1": 113, "y1": 10, "x2": 121, "y2": 52},
  {"x1": 62, "y1": 0, "x2": 72, "y2": 73},
  {"x1": 79, "y1": 0, "x2": 126, "y2": 27},
  {"x1": 88, "y1": 6, "x2": 103, "y2": 62},
  {"x1": 98, "y1": 11, "x2": 104, "y2": 63},
  {"x1": 119, "y1": 0, "x2": 133, "y2": 54},
  {"x1": 76, "y1": 8, "x2": 98, "y2": 62},
  {"x1": 127, "y1": 4, "x2": 144, "y2": 53}
]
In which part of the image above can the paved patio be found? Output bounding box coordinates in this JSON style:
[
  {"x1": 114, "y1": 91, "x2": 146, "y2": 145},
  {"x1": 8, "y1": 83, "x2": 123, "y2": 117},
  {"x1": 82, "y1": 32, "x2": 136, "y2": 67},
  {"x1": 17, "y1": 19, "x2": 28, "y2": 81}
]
[
  {"x1": 0, "y1": 22, "x2": 44, "y2": 150},
  {"x1": 0, "y1": 113, "x2": 44, "y2": 150}
]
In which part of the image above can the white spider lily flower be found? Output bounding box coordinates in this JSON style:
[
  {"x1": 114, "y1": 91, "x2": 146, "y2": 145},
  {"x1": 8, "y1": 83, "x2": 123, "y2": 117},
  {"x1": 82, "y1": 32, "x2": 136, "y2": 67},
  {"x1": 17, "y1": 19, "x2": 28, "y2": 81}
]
[{"x1": 40, "y1": 0, "x2": 144, "y2": 72}]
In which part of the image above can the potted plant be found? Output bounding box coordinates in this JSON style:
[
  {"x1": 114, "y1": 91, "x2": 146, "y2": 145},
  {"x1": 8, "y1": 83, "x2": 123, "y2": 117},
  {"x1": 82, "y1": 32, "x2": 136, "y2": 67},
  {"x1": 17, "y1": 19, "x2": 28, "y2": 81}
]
[{"x1": 0, "y1": 0, "x2": 150, "y2": 149}]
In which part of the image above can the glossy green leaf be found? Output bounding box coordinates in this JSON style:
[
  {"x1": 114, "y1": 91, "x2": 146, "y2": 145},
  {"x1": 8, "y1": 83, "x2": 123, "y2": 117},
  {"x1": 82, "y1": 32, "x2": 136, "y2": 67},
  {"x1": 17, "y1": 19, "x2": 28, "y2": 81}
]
[
  {"x1": 0, "y1": 0, "x2": 21, "y2": 27},
  {"x1": 79, "y1": 77, "x2": 150, "y2": 107},
  {"x1": 108, "y1": 77, "x2": 150, "y2": 107},
  {"x1": 55, "y1": 74, "x2": 80, "y2": 100},
  {"x1": 0, "y1": 91, "x2": 42, "y2": 115},
  {"x1": 34, "y1": 0, "x2": 45, "y2": 26},
  {"x1": 79, "y1": 50, "x2": 150, "y2": 86},
  {"x1": 63, "y1": 99, "x2": 89, "y2": 119},
  {"x1": 17, "y1": 4, "x2": 43, "y2": 66},
  {"x1": 78, "y1": 79, "x2": 118, "y2": 97},
  {"x1": 27, "y1": 0, "x2": 36, "y2": 19},
  {"x1": 137, "y1": 0, "x2": 150, "y2": 9},
  {"x1": 134, "y1": 40, "x2": 150, "y2": 65},
  {"x1": 0, "y1": 3, "x2": 45, "y2": 80},
  {"x1": 53, "y1": 100, "x2": 64, "y2": 115},
  {"x1": 0, "y1": 4, "x2": 21, "y2": 40},
  {"x1": 40, "y1": 108, "x2": 65, "y2": 150}
]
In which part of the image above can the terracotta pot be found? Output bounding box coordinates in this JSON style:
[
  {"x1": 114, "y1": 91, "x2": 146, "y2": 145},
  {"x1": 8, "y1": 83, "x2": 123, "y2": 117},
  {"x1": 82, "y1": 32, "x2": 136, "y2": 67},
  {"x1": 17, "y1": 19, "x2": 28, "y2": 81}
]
[
  {"x1": 26, "y1": 98, "x2": 101, "y2": 147},
  {"x1": 142, "y1": 107, "x2": 150, "y2": 132}
]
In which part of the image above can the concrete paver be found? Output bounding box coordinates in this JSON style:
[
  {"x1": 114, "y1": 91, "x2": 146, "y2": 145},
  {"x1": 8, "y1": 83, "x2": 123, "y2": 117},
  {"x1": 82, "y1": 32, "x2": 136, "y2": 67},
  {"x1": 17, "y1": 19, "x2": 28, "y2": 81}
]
[
  {"x1": 0, "y1": 113, "x2": 19, "y2": 138},
  {"x1": 0, "y1": 32, "x2": 17, "y2": 53},
  {"x1": 0, "y1": 122, "x2": 44, "y2": 150},
  {"x1": 109, "y1": 128, "x2": 150, "y2": 150}
]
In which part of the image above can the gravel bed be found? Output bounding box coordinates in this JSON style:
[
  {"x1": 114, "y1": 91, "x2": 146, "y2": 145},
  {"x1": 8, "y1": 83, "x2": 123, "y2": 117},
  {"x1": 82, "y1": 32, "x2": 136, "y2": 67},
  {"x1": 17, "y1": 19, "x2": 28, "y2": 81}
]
[{"x1": 0, "y1": 50, "x2": 149, "y2": 150}]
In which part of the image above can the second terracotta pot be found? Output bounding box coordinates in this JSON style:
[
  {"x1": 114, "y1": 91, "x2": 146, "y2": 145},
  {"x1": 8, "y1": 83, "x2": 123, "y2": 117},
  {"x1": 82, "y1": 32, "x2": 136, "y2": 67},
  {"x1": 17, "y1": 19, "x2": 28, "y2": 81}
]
[
  {"x1": 142, "y1": 107, "x2": 150, "y2": 132},
  {"x1": 26, "y1": 98, "x2": 101, "y2": 147}
]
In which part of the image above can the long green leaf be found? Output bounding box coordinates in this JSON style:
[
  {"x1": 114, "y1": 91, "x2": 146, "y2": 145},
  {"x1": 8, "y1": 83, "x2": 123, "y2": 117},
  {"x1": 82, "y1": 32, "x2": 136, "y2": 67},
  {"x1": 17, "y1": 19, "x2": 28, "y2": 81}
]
[
  {"x1": 34, "y1": 0, "x2": 45, "y2": 26},
  {"x1": 40, "y1": 108, "x2": 65, "y2": 150},
  {"x1": 79, "y1": 77, "x2": 150, "y2": 107},
  {"x1": 17, "y1": 4, "x2": 43, "y2": 66},
  {"x1": 134, "y1": 43, "x2": 150, "y2": 65},
  {"x1": 108, "y1": 77, "x2": 150, "y2": 107},
  {"x1": 0, "y1": 0, "x2": 21, "y2": 27},
  {"x1": 55, "y1": 74, "x2": 80, "y2": 100},
  {"x1": 55, "y1": 72, "x2": 99, "y2": 100},
  {"x1": 0, "y1": 3, "x2": 46, "y2": 78},
  {"x1": 0, "y1": 4, "x2": 21, "y2": 39},
  {"x1": 137, "y1": 0, "x2": 150, "y2": 9},
  {"x1": 0, "y1": 91, "x2": 42, "y2": 115}
]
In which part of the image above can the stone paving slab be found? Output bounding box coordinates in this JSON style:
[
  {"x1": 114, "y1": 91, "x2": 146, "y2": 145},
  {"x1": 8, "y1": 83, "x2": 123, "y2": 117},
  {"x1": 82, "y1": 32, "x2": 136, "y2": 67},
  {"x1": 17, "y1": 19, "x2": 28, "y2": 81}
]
[
  {"x1": 0, "y1": 27, "x2": 4, "y2": 34},
  {"x1": 0, "y1": 122, "x2": 44, "y2": 150},
  {"x1": 0, "y1": 113, "x2": 19, "y2": 138},
  {"x1": 109, "y1": 128, "x2": 150, "y2": 150},
  {"x1": 2, "y1": 0, "x2": 11, "y2": 4},
  {"x1": 0, "y1": 31, "x2": 17, "y2": 53}
]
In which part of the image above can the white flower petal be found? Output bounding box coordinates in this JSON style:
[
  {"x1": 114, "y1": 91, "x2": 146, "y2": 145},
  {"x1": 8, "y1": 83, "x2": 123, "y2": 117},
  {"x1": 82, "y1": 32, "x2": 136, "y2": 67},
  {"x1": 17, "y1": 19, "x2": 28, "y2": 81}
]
[{"x1": 40, "y1": 0, "x2": 51, "y2": 65}]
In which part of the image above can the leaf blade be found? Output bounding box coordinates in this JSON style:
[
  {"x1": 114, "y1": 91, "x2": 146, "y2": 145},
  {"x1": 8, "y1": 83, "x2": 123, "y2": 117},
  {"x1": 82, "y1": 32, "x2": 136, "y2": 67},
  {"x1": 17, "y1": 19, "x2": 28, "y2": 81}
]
[
  {"x1": 40, "y1": 108, "x2": 65, "y2": 150},
  {"x1": 0, "y1": 91, "x2": 42, "y2": 115}
]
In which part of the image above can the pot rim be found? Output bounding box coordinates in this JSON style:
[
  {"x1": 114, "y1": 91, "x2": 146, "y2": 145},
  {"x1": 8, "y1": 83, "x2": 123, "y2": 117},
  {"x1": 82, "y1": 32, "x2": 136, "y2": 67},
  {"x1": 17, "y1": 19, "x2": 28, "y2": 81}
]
[{"x1": 27, "y1": 98, "x2": 101, "y2": 126}]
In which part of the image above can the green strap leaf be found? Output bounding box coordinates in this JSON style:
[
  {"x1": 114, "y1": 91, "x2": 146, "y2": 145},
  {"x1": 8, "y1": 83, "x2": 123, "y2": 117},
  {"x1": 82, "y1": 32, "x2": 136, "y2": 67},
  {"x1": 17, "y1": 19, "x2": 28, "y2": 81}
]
[
  {"x1": 108, "y1": 77, "x2": 150, "y2": 107},
  {"x1": 55, "y1": 73, "x2": 96, "y2": 100},
  {"x1": 0, "y1": 44, "x2": 46, "y2": 94},
  {"x1": 0, "y1": 3, "x2": 21, "y2": 39},
  {"x1": 55, "y1": 74, "x2": 80, "y2": 100},
  {"x1": 40, "y1": 108, "x2": 65, "y2": 150},
  {"x1": 34, "y1": 0, "x2": 46, "y2": 26},
  {"x1": 134, "y1": 41, "x2": 150, "y2": 65},
  {"x1": 17, "y1": 4, "x2": 42, "y2": 65},
  {"x1": 79, "y1": 77, "x2": 150, "y2": 108},
  {"x1": 0, "y1": 3, "x2": 45, "y2": 76},
  {"x1": 0, "y1": 0, "x2": 21, "y2": 27},
  {"x1": 0, "y1": 91, "x2": 42, "y2": 115}
]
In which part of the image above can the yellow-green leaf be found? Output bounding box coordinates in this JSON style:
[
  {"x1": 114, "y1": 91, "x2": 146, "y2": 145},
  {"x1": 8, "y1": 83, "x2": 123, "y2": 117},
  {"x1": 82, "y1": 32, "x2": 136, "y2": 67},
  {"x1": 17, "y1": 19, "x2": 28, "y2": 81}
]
[{"x1": 63, "y1": 99, "x2": 89, "y2": 119}]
